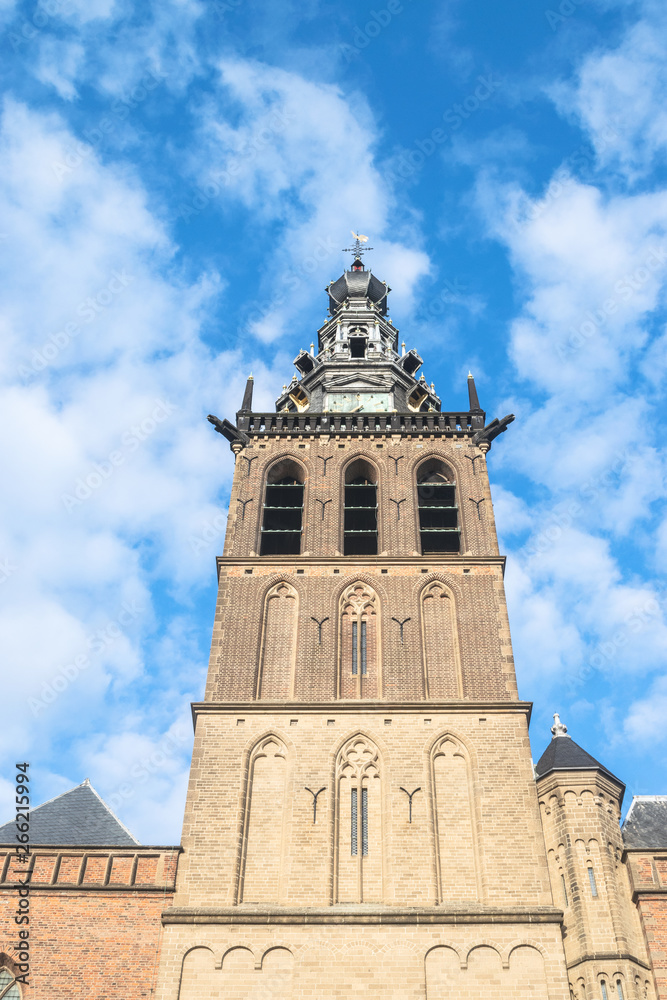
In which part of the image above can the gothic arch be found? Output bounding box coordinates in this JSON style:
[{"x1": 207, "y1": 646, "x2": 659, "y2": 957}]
[
  {"x1": 256, "y1": 581, "x2": 299, "y2": 700},
  {"x1": 332, "y1": 733, "x2": 386, "y2": 903},
  {"x1": 419, "y1": 579, "x2": 463, "y2": 698},
  {"x1": 428, "y1": 732, "x2": 483, "y2": 904},
  {"x1": 339, "y1": 453, "x2": 382, "y2": 555},
  {"x1": 412, "y1": 454, "x2": 464, "y2": 555},
  {"x1": 258, "y1": 456, "x2": 307, "y2": 556},
  {"x1": 411, "y1": 451, "x2": 460, "y2": 481},
  {"x1": 337, "y1": 580, "x2": 382, "y2": 698},
  {"x1": 340, "y1": 451, "x2": 381, "y2": 485},
  {"x1": 260, "y1": 453, "x2": 309, "y2": 486},
  {"x1": 236, "y1": 733, "x2": 292, "y2": 905}
]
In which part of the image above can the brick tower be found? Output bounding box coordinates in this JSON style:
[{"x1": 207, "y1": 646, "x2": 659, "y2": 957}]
[{"x1": 155, "y1": 244, "x2": 572, "y2": 1000}]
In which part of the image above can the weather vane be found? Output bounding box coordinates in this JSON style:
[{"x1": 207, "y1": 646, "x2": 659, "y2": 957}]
[{"x1": 342, "y1": 230, "x2": 373, "y2": 262}]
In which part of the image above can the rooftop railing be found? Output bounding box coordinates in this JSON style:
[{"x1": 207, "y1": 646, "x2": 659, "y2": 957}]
[{"x1": 237, "y1": 411, "x2": 484, "y2": 436}]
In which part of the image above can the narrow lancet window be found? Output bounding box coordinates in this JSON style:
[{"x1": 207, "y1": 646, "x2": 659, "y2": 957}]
[
  {"x1": 601, "y1": 983, "x2": 609, "y2": 1000},
  {"x1": 588, "y1": 866, "x2": 598, "y2": 897},
  {"x1": 260, "y1": 460, "x2": 304, "y2": 555},
  {"x1": 417, "y1": 459, "x2": 459, "y2": 553},
  {"x1": 352, "y1": 620, "x2": 358, "y2": 675},
  {"x1": 344, "y1": 460, "x2": 378, "y2": 555},
  {"x1": 336, "y1": 735, "x2": 382, "y2": 902},
  {"x1": 340, "y1": 583, "x2": 379, "y2": 698},
  {"x1": 361, "y1": 786, "x2": 368, "y2": 856},
  {"x1": 561, "y1": 873, "x2": 569, "y2": 906}
]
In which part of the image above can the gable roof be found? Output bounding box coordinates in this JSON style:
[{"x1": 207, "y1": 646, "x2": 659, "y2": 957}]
[
  {"x1": 535, "y1": 734, "x2": 623, "y2": 787},
  {"x1": 622, "y1": 796, "x2": 667, "y2": 849},
  {"x1": 0, "y1": 779, "x2": 140, "y2": 847}
]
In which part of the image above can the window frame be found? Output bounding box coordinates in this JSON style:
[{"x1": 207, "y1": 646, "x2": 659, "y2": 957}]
[
  {"x1": 258, "y1": 457, "x2": 307, "y2": 557},
  {"x1": 413, "y1": 456, "x2": 462, "y2": 556},
  {"x1": 340, "y1": 456, "x2": 381, "y2": 557}
]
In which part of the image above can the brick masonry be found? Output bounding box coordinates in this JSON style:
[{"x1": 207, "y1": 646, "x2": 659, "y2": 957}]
[
  {"x1": 0, "y1": 847, "x2": 179, "y2": 998},
  {"x1": 154, "y1": 426, "x2": 575, "y2": 1000}
]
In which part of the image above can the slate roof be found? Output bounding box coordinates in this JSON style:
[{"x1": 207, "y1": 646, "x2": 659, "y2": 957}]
[
  {"x1": 535, "y1": 734, "x2": 623, "y2": 786},
  {"x1": 622, "y1": 796, "x2": 667, "y2": 849},
  {"x1": 0, "y1": 779, "x2": 140, "y2": 846},
  {"x1": 328, "y1": 268, "x2": 389, "y2": 314}
]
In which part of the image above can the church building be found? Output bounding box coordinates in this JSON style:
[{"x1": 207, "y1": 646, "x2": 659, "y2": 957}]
[{"x1": 0, "y1": 244, "x2": 665, "y2": 1000}]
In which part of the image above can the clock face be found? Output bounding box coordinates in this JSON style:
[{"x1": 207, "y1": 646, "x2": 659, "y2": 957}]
[{"x1": 328, "y1": 392, "x2": 391, "y2": 413}]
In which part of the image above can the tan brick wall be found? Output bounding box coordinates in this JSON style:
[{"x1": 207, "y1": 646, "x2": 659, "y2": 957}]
[
  {"x1": 175, "y1": 708, "x2": 551, "y2": 910},
  {"x1": 155, "y1": 427, "x2": 571, "y2": 1000},
  {"x1": 155, "y1": 920, "x2": 571, "y2": 1000}
]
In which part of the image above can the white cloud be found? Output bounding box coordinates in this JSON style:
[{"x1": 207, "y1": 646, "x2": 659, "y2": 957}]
[
  {"x1": 624, "y1": 674, "x2": 667, "y2": 746},
  {"x1": 0, "y1": 99, "x2": 256, "y2": 834},
  {"x1": 551, "y1": 3, "x2": 667, "y2": 179},
  {"x1": 188, "y1": 59, "x2": 430, "y2": 342}
]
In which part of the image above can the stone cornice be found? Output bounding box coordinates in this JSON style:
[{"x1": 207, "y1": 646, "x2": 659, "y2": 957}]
[
  {"x1": 191, "y1": 701, "x2": 532, "y2": 728},
  {"x1": 217, "y1": 555, "x2": 507, "y2": 573},
  {"x1": 162, "y1": 905, "x2": 562, "y2": 927},
  {"x1": 631, "y1": 888, "x2": 667, "y2": 901},
  {"x1": 565, "y1": 953, "x2": 652, "y2": 972}
]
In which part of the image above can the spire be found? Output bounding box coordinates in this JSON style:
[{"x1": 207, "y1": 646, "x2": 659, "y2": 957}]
[
  {"x1": 467, "y1": 372, "x2": 481, "y2": 411},
  {"x1": 550, "y1": 713, "x2": 570, "y2": 738},
  {"x1": 534, "y1": 715, "x2": 624, "y2": 789},
  {"x1": 240, "y1": 374, "x2": 254, "y2": 413}
]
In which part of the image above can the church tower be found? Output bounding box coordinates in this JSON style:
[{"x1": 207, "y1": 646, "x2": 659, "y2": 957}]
[{"x1": 155, "y1": 244, "x2": 572, "y2": 1000}]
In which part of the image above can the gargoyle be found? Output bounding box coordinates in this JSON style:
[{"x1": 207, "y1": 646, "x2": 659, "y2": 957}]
[
  {"x1": 472, "y1": 413, "x2": 515, "y2": 447},
  {"x1": 207, "y1": 414, "x2": 249, "y2": 449}
]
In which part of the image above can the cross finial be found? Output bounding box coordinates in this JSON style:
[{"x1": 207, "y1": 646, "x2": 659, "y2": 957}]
[
  {"x1": 551, "y1": 713, "x2": 570, "y2": 739},
  {"x1": 342, "y1": 230, "x2": 373, "y2": 265}
]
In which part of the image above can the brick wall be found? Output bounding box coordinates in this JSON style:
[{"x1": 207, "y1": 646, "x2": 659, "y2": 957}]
[
  {"x1": 626, "y1": 850, "x2": 667, "y2": 1000},
  {"x1": 0, "y1": 846, "x2": 179, "y2": 999}
]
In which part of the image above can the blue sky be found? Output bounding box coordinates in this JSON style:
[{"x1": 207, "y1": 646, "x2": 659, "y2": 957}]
[{"x1": 1, "y1": 0, "x2": 666, "y2": 842}]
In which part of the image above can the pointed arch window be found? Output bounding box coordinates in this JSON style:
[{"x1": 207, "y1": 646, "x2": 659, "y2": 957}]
[
  {"x1": 0, "y1": 970, "x2": 20, "y2": 999},
  {"x1": 417, "y1": 459, "x2": 459, "y2": 553},
  {"x1": 340, "y1": 583, "x2": 380, "y2": 698},
  {"x1": 260, "y1": 460, "x2": 304, "y2": 555},
  {"x1": 335, "y1": 735, "x2": 382, "y2": 902},
  {"x1": 344, "y1": 459, "x2": 377, "y2": 555},
  {"x1": 431, "y1": 735, "x2": 479, "y2": 902},
  {"x1": 238, "y1": 735, "x2": 288, "y2": 904}
]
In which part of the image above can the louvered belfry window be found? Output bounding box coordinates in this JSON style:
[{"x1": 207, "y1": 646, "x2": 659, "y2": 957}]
[
  {"x1": 260, "y1": 460, "x2": 304, "y2": 555},
  {"x1": 417, "y1": 460, "x2": 460, "y2": 553},
  {"x1": 344, "y1": 460, "x2": 378, "y2": 555}
]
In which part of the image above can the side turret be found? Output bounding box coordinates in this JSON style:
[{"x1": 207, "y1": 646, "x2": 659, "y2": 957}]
[{"x1": 535, "y1": 716, "x2": 652, "y2": 1000}]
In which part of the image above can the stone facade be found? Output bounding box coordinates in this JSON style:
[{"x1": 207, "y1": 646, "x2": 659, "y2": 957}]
[
  {"x1": 154, "y1": 254, "x2": 574, "y2": 1000},
  {"x1": 1, "y1": 253, "x2": 664, "y2": 1000}
]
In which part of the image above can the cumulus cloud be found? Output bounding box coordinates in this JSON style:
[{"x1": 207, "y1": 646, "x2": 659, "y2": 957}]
[
  {"x1": 0, "y1": 98, "x2": 260, "y2": 833},
  {"x1": 187, "y1": 59, "x2": 430, "y2": 341},
  {"x1": 551, "y1": 2, "x2": 667, "y2": 180},
  {"x1": 472, "y1": 1, "x2": 667, "y2": 740}
]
